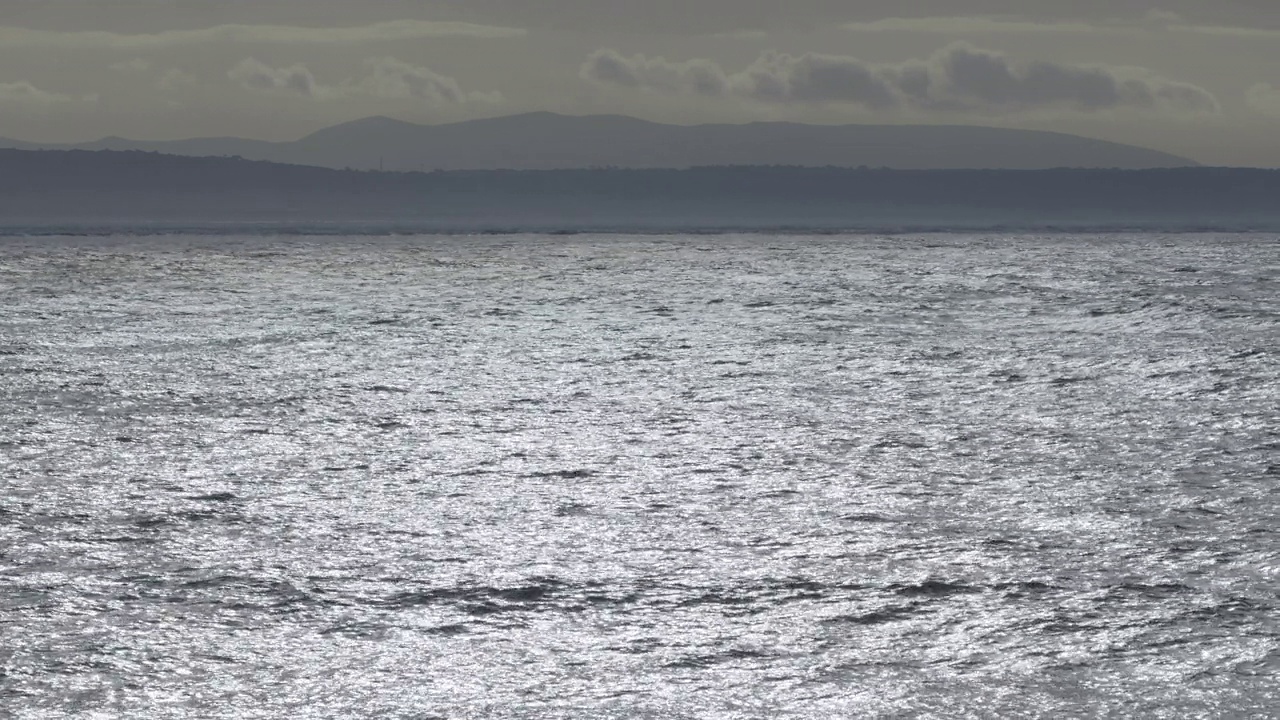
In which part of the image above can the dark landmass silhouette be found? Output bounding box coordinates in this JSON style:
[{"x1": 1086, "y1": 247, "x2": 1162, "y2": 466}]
[
  {"x1": 1, "y1": 149, "x2": 1275, "y2": 233},
  {"x1": 0, "y1": 112, "x2": 1197, "y2": 171}
]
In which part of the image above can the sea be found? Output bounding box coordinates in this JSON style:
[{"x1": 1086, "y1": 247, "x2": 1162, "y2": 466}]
[{"x1": 1, "y1": 232, "x2": 1276, "y2": 719}]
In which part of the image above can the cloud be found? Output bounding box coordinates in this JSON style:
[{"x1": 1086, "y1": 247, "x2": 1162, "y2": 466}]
[
  {"x1": 0, "y1": 20, "x2": 525, "y2": 50},
  {"x1": 908, "y1": 44, "x2": 1219, "y2": 114},
  {"x1": 359, "y1": 57, "x2": 502, "y2": 104},
  {"x1": 580, "y1": 50, "x2": 727, "y2": 97},
  {"x1": 110, "y1": 59, "x2": 198, "y2": 92},
  {"x1": 841, "y1": 11, "x2": 1186, "y2": 35},
  {"x1": 1246, "y1": 83, "x2": 1280, "y2": 117},
  {"x1": 581, "y1": 43, "x2": 1220, "y2": 116},
  {"x1": 840, "y1": 13, "x2": 1280, "y2": 40},
  {"x1": 0, "y1": 80, "x2": 78, "y2": 106},
  {"x1": 229, "y1": 58, "x2": 320, "y2": 97},
  {"x1": 735, "y1": 51, "x2": 901, "y2": 108},
  {"x1": 109, "y1": 58, "x2": 151, "y2": 73},
  {"x1": 229, "y1": 57, "x2": 500, "y2": 105},
  {"x1": 843, "y1": 17, "x2": 1101, "y2": 35},
  {"x1": 157, "y1": 68, "x2": 198, "y2": 91},
  {"x1": 706, "y1": 30, "x2": 770, "y2": 40}
]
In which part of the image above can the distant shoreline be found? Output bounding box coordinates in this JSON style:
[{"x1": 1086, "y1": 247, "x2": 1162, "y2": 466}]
[{"x1": 2, "y1": 149, "x2": 1277, "y2": 233}]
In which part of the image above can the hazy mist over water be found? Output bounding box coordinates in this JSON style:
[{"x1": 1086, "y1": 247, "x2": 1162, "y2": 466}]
[{"x1": 1, "y1": 233, "x2": 1277, "y2": 718}]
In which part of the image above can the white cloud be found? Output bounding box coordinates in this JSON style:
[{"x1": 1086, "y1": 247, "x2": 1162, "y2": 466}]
[
  {"x1": 843, "y1": 17, "x2": 1101, "y2": 35},
  {"x1": 359, "y1": 57, "x2": 502, "y2": 104},
  {"x1": 0, "y1": 80, "x2": 78, "y2": 106},
  {"x1": 581, "y1": 43, "x2": 1220, "y2": 117},
  {"x1": 1246, "y1": 83, "x2": 1280, "y2": 117},
  {"x1": 229, "y1": 57, "x2": 501, "y2": 105},
  {"x1": 0, "y1": 20, "x2": 525, "y2": 50},
  {"x1": 841, "y1": 13, "x2": 1280, "y2": 40}
]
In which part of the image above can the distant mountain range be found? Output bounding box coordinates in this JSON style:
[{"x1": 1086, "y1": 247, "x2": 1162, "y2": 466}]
[
  {"x1": 0, "y1": 112, "x2": 1197, "y2": 171},
  {"x1": 2, "y1": 149, "x2": 1274, "y2": 233}
]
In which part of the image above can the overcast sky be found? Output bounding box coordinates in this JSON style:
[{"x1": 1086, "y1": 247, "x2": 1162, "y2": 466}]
[{"x1": 2, "y1": 0, "x2": 1277, "y2": 165}]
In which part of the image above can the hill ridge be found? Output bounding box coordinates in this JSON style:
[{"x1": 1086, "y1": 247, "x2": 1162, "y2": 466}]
[
  {"x1": 2, "y1": 147, "x2": 1273, "y2": 234},
  {"x1": 0, "y1": 113, "x2": 1198, "y2": 171}
]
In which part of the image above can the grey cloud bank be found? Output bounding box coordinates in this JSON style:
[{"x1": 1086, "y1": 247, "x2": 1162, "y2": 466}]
[
  {"x1": 0, "y1": 1, "x2": 1276, "y2": 166},
  {"x1": 582, "y1": 44, "x2": 1220, "y2": 116}
]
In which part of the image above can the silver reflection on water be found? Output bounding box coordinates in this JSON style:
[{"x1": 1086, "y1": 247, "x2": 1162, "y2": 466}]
[{"x1": 1, "y1": 233, "x2": 1277, "y2": 718}]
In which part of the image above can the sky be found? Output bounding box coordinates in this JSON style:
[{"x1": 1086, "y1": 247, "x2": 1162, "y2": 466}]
[{"x1": 1, "y1": 0, "x2": 1277, "y2": 166}]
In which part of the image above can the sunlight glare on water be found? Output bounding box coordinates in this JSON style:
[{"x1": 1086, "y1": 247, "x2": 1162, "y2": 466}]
[{"x1": 1, "y1": 233, "x2": 1277, "y2": 718}]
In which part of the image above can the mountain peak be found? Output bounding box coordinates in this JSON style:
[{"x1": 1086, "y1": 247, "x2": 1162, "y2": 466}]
[{"x1": 301, "y1": 115, "x2": 426, "y2": 138}]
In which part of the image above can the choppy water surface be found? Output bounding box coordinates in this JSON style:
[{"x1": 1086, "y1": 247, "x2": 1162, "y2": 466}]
[{"x1": 1, "y1": 233, "x2": 1277, "y2": 718}]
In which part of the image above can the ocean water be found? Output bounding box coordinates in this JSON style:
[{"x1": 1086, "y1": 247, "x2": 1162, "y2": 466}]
[{"x1": 1, "y1": 233, "x2": 1276, "y2": 719}]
